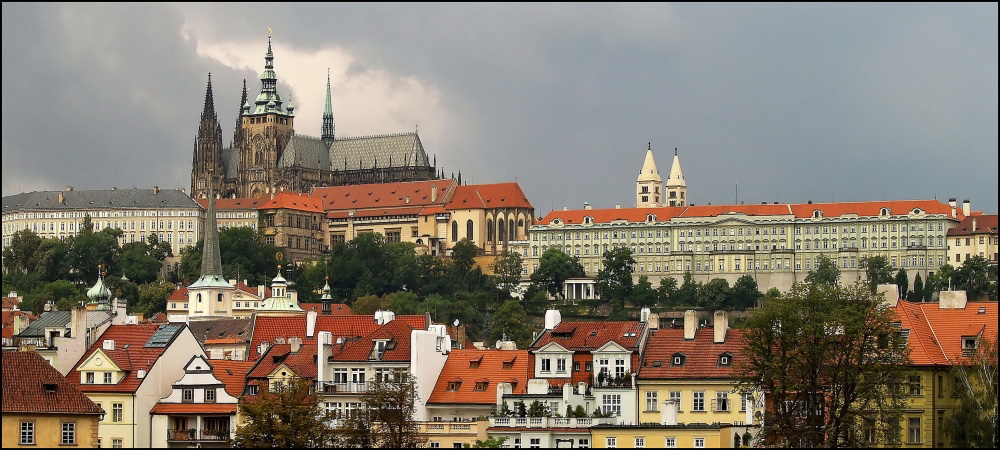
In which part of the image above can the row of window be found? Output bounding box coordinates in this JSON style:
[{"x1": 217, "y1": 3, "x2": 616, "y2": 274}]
[
  {"x1": 19, "y1": 421, "x2": 93, "y2": 446},
  {"x1": 605, "y1": 436, "x2": 704, "y2": 448},
  {"x1": 643, "y1": 390, "x2": 750, "y2": 413},
  {"x1": 537, "y1": 221, "x2": 946, "y2": 242}
]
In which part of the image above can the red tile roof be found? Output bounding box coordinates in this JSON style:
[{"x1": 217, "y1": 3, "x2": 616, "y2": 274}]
[
  {"x1": 428, "y1": 349, "x2": 529, "y2": 405},
  {"x1": 330, "y1": 320, "x2": 415, "y2": 362},
  {"x1": 248, "y1": 343, "x2": 318, "y2": 379},
  {"x1": 2, "y1": 351, "x2": 103, "y2": 415},
  {"x1": 313, "y1": 179, "x2": 457, "y2": 211},
  {"x1": 894, "y1": 300, "x2": 998, "y2": 366},
  {"x1": 257, "y1": 191, "x2": 324, "y2": 213},
  {"x1": 211, "y1": 360, "x2": 255, "y2": 397},
  {"x1": 297, "y1": 303, "x2": 353, "y2": 315},
  {"x1": 327, "y1": 206, "x2": 428, "y2": 219},
  {"x1": 787, "y1": 200, "x2": 960, "y2": 219},
  {"x1": 678, "y1": 203, "x2": 793, "y2": 218},
  {"x1": 2, "y1": 296, "x2": 20, "y2": 310},
  {"x1": 168, "y1": 286, "x2": 188, "y2": 301},
  {"x1": 2, "y1": 310, "x2": 35, "y2": 340},
  {"x1": 947, "y1": 214, "x2": 998, "y2": 236},
  {"x1": 150, "y1": 403, "x2": 237, "y2": 414},
  {"x1": 196, "y1": 196, "x2": 270, "y2": 210},
  {"x1": 67, "y1": 324, "x2": 180, "y2": 393},
  {"x1": 249, "y1": 314, "x2": 428, "y2": 360},
  {"x1": 538, "y1": 206, "x2": 685, "y2": 225},
  {"x1": 445, "y1": 183, "x2": 533, "y2": 210},
  {"x1": 531, "y1": 321, "x2": 645, "y2": 352},
  {"x1": 637, "y1": 328, "x2": 747, "y2": 379}
]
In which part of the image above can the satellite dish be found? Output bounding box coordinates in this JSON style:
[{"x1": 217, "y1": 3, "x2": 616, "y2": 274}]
[{"x1": 453, "y1": 319, "x2": 460, "y2": 327}]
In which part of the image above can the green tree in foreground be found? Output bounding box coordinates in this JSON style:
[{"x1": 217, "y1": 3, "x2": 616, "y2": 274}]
[
  {"x1": 232, "y1": 377, "x2": 334, "y2": 448},
  {"x1": 594, "y1": 247, "x2": 636, "y2": 310},
  {"x1": 860, "y1": 255, "x2": 894, "y2": 293},
  {"x1": 945, "y1": 337, "x2": 998, "y2": 448},
  {"x1": 491, "y1": 250, "x2": 524, "y2": 297},
  {"x1": 465, "y1": 436, "x2": 507, "y2": 448},
  {"x1": 490, "y1": 299, "x2": 534, "y2": 349},
  {"x1": 332, "y1": 374, "x2": 425, "y2": 448},
  {"x1": 804, "y1": 254, "x2": 840, "y2": 286},
  {"x1": 895, "y1": 268, "x2": 909, "y2": 300},
  {"x1": 737, "y1": 282, "x2": 910, "y2": 447},
  {"x1": 530, "y1": 248, "x2": 584, "y2": 299}
]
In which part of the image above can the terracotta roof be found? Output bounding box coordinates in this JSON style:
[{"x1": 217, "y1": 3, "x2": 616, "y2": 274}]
[
  {"x1": 150, "y1": 403, "x2": 237, "y2": 414},
  {"x1": 678, "y1": 203, "x2": 793, "y2": 218},
  {"x1": 327, "y1": 206, "x2": 427, "y2": 219},
  {"x1": 538, "y1": 206, "x2": 685, "y2": 225},
  {"x1": 249, "y1": 314, "x2": 428, "y2": 360},
  {"x1": 445, "y1": 183, "x2": 533, "y2": 210},
  {"x1": 428, "y1": 349, "x2": 529, "y2": 405},
  {"x1": 248, "y1": 343, "x2": 318, "y2": 379},
  {"x1": 313, "y1": 179, "x2": 456, "y2": 211},
  {"x1": 67, "y1": 324, "x2": 183, "y2": 393},
  {"x1": 168, "y1": 286, "x2": 189, "y2": 301},
  {"x1": 330, "y1": 320, "x2": 415, "y2": 362},
  {"x1": 2, "y1": 310, "x2": 35, "y2": 340},
  {"x1": 531, "y1": 321, "x2": 645, "y2": 352},
  {"x1": 196, "y1": 196, "x2": 270, "y2": 210},
  {"x1": 787, "y1": 199, "x2": 959, "y2": 219},
  {"x1": 297, "y1": 303, "x2": 353, "y2": 315},
  {"x1": 234, "y1": 281, "x2": 269, "y2": 298},
  {"x1": 894, "y1": 300, "x2": 998, "y2": 366},
  {"x1": 2, "y1": 296, "x2": 20, "y2": 310},
  {"x1": 257, "y1": 191, "x2": 324, "y2": 213},
  {"x1": 211, "y1": 360, "x2": 255, "y2": 397},
  {"x1": 187, "y1": 318, "x2": 251, "y2": 346},
  {"x1": 2, "y1": 351, "x2": 103, "y2": 415},
  {"x1": 638, "y1": 328, "x2": 747, "y2": 379},
  {"x1": 947, "y1": 214, "x2": 998, "y2": 236}
]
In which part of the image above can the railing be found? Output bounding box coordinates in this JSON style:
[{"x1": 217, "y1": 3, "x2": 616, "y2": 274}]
[
  {"x1": 167, "y1": 429, "x2": 229, "y2": 441},
  {"x1": 489, "y1": 417, "x2": 615, "y2": 428},
  {"x1": 316, "y1": 381, "x2": 367, "y2": 394},
  {"x1": 419, "y1": 422, "x2": 481, "y2": 434}
]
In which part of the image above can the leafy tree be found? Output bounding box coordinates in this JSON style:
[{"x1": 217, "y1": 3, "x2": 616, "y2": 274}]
[
  {"x1": 450, "y1": 238, "x2": 479, "y2": 276},
  {"x1": 631, "y1": 275, "x2": 659, "y2": 308},
  {"x1": 657, "y1": 277, "x2": 679, "y2": 307},
  {"x1": 530, "y1": 248, "x2": 584, "y2": 299},
  {"x1": 764, "y1": 287, "x2": 782, "y2": 298},
  {"x1": 1, "y1": 229, "x2": 43, "y2": 275},
  {"x1": 945, "y1": 336, "x2": 998, "y2": 448},
  {"x1": 909, "y1": 273, "x2": 924, "y2": 302},
  {"x1": 177, "y1": 226, "x2": 279, "y2": 286},
  {"x1": 489, "y1": 299, "x2": 534, "y2": 349},
  {"x1": 135, "y1": 281, "x2": 174, "y2": 316},
  {"x1": 465, "y1": 436, "x2": 507, "y2": 448},
  {"x1": 527, "y1": 400, "x2": 550, "y2": 417},
  {"x1": 804, "y1": 254, "x2": 840, "y2": 285},
  {"x1": 696, "y1": 278, "x2": 730, "y2": 311},
  {"x1": 736, "y1": 282, "x2": 910, "y2": 447},
  {"x1": 491, "y1": 250, "x2": 524, "y2": 296},
  {"x1": 332, "y1": 374, "x2": 426, "y2": 448},
  {"x1": 68, "y1": 215, "x2": 123, "y2": 284},
  {"x1": 232, "y1": 377, "x2": 335, "y2": 448},
  {"x1": 894, "y1": 269, "x2": 909, "y2": 300},
  {"x1": 119, "y1": 234, "x2": 171, "y2": 284},
  {"x1": 594, "y1": 247, "x2": 635, "y2": 310},
  {"x1": 923, "y1": 264, "x2": 957, "y2": 301},
  {"x1": 729, "y1": 274, "x2": 761, "y2": 310},
  {"x1": 860, "y1": 255, "x2": 894, "y2": 293},
  {"x1": 352, "y1": 294, "x2": 391, "y2": 315},
  {"x1": 676, "y1": 271, "x2": 699, "y2": 306},
  {"x1": 955, "y1": 255, "x2": 992, "y2": 300}
]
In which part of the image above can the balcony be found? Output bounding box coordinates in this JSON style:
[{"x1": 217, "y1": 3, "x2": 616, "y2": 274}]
[
  {"x1": 167, "y1": 429, "x2": 229, "y2": 442},
  {"x1": 316, "y1": 381, "x2": 368, "y2": 394},
  {"x1": 489, "y1": 416, "x2": 616, "y2": 428}
]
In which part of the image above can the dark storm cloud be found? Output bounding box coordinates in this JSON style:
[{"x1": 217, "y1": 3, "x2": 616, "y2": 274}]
[{"x1": 3, "y1": 3, "x2": 996, "y2": 214}]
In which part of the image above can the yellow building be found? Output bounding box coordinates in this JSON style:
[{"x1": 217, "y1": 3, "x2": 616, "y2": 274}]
[
  {"x1": 2, "y1": 351, "x2": 103, "y2": 448},
  {"x1": 590, "y1": 423, "x2": 753, "y2": 448},
  {"x1": 946, "y1": 213, "x2": 997, "y2": 269}
]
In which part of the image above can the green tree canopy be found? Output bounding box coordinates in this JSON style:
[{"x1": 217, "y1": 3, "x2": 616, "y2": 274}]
[
  {"x1": 490, "y1": 299, "x2": 534, "y2": 349},
  {"x1": 728, "y1": 274, "x2": 761, "y2": 310},
  {"x1": 696, "y1": 278, "x2": 730, "y2": 311},
  {"x1": 804, "y1": 254, "x2": 840, "y2": 285},
  {"x1": 945, "y1": 336, "x2": 998, "y2": 448},
  {"x1": 676, "y1": 271, "x2": 699, "y2": 307},
  {"x1": 594, "y1": 247, "x2": 636, "y2": 310},
  {"x1": 530, "y1": 248, "x2": 584, "y2": 299},
  {"x1": 954, "y1": 255, "x2": 993, "y2": 300},
  {"x1": 631, "y1": 275, "x2": 659, "y2": 308},
  {"x1": 657, "y1": 277, "x2": 679, "y2": 307},
  {"x1": 894, "y1": 268, "x2": 909, "y2": 300},
  {"x1": 491, "y1": 250, "x2": 524, "y2": 296},
  {"x1": 232, "y1": 377, "x2": 335, "y2": 448},
  {"x1": 860, "y1": 255, "x2": 894, "y2": 293}
]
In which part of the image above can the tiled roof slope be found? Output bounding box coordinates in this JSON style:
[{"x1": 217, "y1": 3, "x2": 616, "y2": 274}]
[
  {"x1": 248, "y1": 343, "x2": 318, "y2": 379},
  {"x1": 187, "y1": 318, "x2": 251, "y2": 346},
  {"x1": 538, "y1": 207, "x2": 685, "y2": 225},
  {"x1": 17, "y1": 310, "x2": 113, "y2": 337},
  {"x1": 211, "y1": 360, "x2": 256, "y2": 397},
  {"x1": 678, "y1": 203, "x2": 793, "y2": 218},
  {"x1": 313, "y1": 179, "x2": 456, "y2": 211},
  {"x1": 248, "y1": 314, "x2": 429, "y2": 360},
  {"x1": 67, "y1": 324, "x2": 182, "y2": 393},
  {"x1": 330, "y1": 320, "x2": 414, "y2": 362},
  {"x1": 428, "y1": 349, "x2": 529, "y2": 405},
  {"x1": 445, "y1": 183, "x2": 534, "y2": 210},
  {"x1": 2, "y1": 310, "x2": 35, "y2": 340},
  {"x1": 2, "y1": 351, "x2": 104, "y2": 415},
  {"x1": 531, "y1": 321, "x2": 645, "y2": 351},
  {"x1": 638, "y1": 328, "x2": 747, "y2": 379},
  {"x1": 328, "y1": 132, "x2": 431, "y2": 170},
  {"x1": 196, "y1": 196, "x2": 269, "y2": 210},
  {"x1": 3, "y1": 188, "x2": 201, "y2": 212},
  {"x1": 894, "y1": 300, "x2": 998, "y2": 366},
  {"x1": 947, "y1": 214, "x2": 998, "y2": 236},
  {"x1": 788, "y1": 200, "x2": 960, "y2": 219},
  {"x1": 257, "y1": 191, "x2": 324, "y2": 213}
]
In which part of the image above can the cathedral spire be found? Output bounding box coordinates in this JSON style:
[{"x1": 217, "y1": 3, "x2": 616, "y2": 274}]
[
  {"x1": 322, "y1": 68, "x2": 336, "y2": 147},
  {"x1": 233, "y1": 79, "x2": 247, "y2": 147},
  {"x1": 200, "y1": 182, "x2": 223, "y2": 277},
  {"x1": 253, "y1": 30, "x2": 284, "y2": 114},
  {"x1": 202, "y1": 73, "x2": 216, "y2": 121}
]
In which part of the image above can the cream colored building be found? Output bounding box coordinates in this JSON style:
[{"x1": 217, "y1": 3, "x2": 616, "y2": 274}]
[
  {"x1": 636, "y1": 145, "x2": 663, "y2": 208},
  {"x1": 947, "y1": 210, "x2": 997, "y2": 267}
]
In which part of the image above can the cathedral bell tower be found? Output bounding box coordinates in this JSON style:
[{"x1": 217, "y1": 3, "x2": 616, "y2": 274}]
[
  {"x1": 236, "y1": 30, "x2": 295, "y2": 198},
  {"x1": 191, "y1": 73, "x2": 225, "y2": 199},
  {"x1": 665, "y1": 148, "x2": 687, "y2": 207},
  {"x1": 636, "y1": 143, "x2": 662, "y2": 208}
]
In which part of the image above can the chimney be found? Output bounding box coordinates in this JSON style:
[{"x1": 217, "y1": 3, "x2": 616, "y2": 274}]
[
  {"x1": 972, "y1": 217, "x2": 977, "y2": 232},
  {"x1": 544, "y1": 309, "x2": 562, "y2": 330},
  {"x1": 939, "y1": 290, "x2": 968, "y2": 309},
  {"x1": 662, "y1": 399, "x2": 678, "y2": 425},
  {"x1": 71, "y1": 305, "x2": 87, "y2": 342},
  {"x1": 317, "y1": 332, "x2": 331, "y2": 384},
  {"x1": 615, "y1": 204, "x2": 621, "y2": 209},
  {"x1": 684, "y1": 310, "x2": 697, "y2": 340},
  {"x1": 713, "y1": 311, "x2": 729, "y2": 344},
  {"x1": 258, "y1": 285, "x2": 265, "y2": 298},
  {"x1": 153, "y1": 186, "x2": 160, "y2": 195},
  {"x1": 640, "y1": 307, "x2": 651, "y2": 323},
  {"x1": 949, "y1": 198, "x2": 958, "y2": 218},
  {"x1": 289, "y1": 337, "x2": 302, "y2": 353},
  {"x1": 563, "y1": 206, "x2": 568, "y2": 211},
  {"x1": 962, "y1": 199, "x2": 971, "y2": 217},
  {"x1": 58, "y1": 192, "x2": 65, "y2": 203},
  {"x1": 306, "y1": 310, "x2": 317, "y2": 337},
  {"x1": 65, "y1": 186, "x2": 74, "y2": 191},
  {"x1": 431, "y1": 185, "x2": 438, "y2": 203}
]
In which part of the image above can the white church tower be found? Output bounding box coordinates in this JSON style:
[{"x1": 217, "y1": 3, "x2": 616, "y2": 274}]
[
  {"x1": 665, "y1": 148, "x2": 687, "y2": 207},
  {"x1": 636, "y1": 143, "x2": 662, "y2": 208}
]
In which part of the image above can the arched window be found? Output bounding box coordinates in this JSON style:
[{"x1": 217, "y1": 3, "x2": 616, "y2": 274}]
[
  {"x1": 509, "y1": 219, "x2": 516, "y2": 240},
  {"x1": 498, "y1": 220, "x2": 507, "y2": 242},
  {"x1": 217, "y1": 293, "x2": 224, "y2": 302},
  {"x1": 466, "y1": 219, "x2": 474, "y2": 240},
  {"x1": 487, "y1": 219, "x2": 494, "y2": 242},
  {"x1": 196, "y1": 293, "x2": 202, "y2": 303},
  {"x1": 452, "y1": 220, "x2": 459, "y2": 242}
]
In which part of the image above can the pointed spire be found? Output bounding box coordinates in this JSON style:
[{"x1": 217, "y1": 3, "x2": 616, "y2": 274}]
[
  {"x1": 666, "y1": 148, "x2": 686, "y2": 187},
  {"x1": 201, "y1": 73, "x2": 217, "y2": 121},
  {"x1": 322, "y1": 68, "x2": 335, "y2": 147},
  {"x1": 637, "y1": 145, "x2": 661, "y2": 183},
  {"x1": 253, "y1": 29, "x2": 284, "y2": 114},
  {"x1": 200, "y1": 182, "x2": 223, "y2": 277}
]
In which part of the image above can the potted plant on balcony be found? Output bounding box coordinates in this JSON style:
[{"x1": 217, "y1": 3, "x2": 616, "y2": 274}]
[{"x1": 187, "y1": 428, "x2": 197, "y2": 440}]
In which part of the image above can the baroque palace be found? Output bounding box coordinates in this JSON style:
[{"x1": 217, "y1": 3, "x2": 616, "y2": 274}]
[
  {"x1": 190, "y1": 33, "x2": 441, "y2": 200},
  {"x1": 520, "y1": 145, "x2": 983, "y2": 293}
]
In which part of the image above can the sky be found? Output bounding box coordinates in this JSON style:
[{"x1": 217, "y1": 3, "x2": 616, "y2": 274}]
[{"x1": 2, "y1": 3, "x2": 997, "y2": 216}]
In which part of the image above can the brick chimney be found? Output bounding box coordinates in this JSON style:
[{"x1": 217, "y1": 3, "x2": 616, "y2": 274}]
[
  {"x1": 684, "y1": 310, "x2": 697, "y2": 340},
  {"x1": 713, "y1": 310, "x2": 729, "y2": 344}
]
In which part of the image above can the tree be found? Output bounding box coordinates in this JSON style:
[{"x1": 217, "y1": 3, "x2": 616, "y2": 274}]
[
  {"x1": 491, "y1": 250, "x2": 524, "y2": 296},
  {"x1": 450, "y1": 238, "x2": 479, "y2": 276},
  {"x1": 729, "y1": 274, "x2": 761, "y2": 310},
  {"x1": 696, "y1": 278, "x2": 730, "y2": 311},
  {"x1": 489, "y1": 299, "x2": 534, "y2": 349},
  {"x1": 676, "y1": 271, "x2": 699, "y2": 306},
  {"x1": 232, "y1": 377, "x2": 335, "y2": 448},
  {"x1": 737, "y1": 282, "x2": 910, "y2": 447},
  {"x1": 530, "y1": 248, "x2": 584, "y2": 299},
  {"x1": 594, "y1": 247, "x2": 635, "y2": 310},
  {"x1": 954, "y1": 255, "x2": 992, "y2": 300},
  {"x1": 909, "y1": 273, "x2": 924, "y2": 302},
  {"x1": 945, "y1": 336, "x2": 998, "y2": 448},
  {"x1": 860, "y1": 255, "x2": 894, "y2": 293},
  {"x1": 804, "y1": 254, "x2": 840, "y2": 285},
  {"x1": 136, "y1": 281, "x2": 175, "y2": 316},
  {"x1": 333, "y1": 374, "x2": 426, "y2": 448},
  {"x1": 465, "y1": 436, "x2": 507, "y2": 448},
  {"x1": 657, "y1": 277, "x2": 678, "y2": 307},
  {"x1": 632, "y1": 275, "x2": 659, "y2": 308},
  {"x1": 894, "y1": 269, "x2": 909, "y2": 300}
]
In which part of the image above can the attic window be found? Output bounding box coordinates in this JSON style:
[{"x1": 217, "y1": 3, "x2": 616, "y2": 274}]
[
  {"x1": 880, "y1": 207, "x2": 891, "y2": 216},
  {"x1": 647, "y1": 214, "x2": 656, "y2": 222},
  {"x1": 978, "y1": 307, "x2": 987, "y2": 314},
  {"x1": 590, "y1": 331, "x2": 599, "y2": 337},
  {"x1": 623, "y1": 332, "x2": 637, "y2": 338},
  {"x1": 671, "y1": 353, "x2": 686, "y2": 367},
  {"x1": 718, "y1": 353, "x2": 733, "y2": 367},
  {"x1": 44, "y1": 383, "x2": 57, "y2": 393},
  {"x1": 963, "y1": 337, "x2": 978, "y2": 351},
  {"x1": 652, "y1": 361, "x2": 662, "y2": 368},
  {"x1": 446, "y1": 381, "x2": 462, "y2": 392},
  {"x1": 474, "y1": 381, "x2": 489, "y2": 392},
  {"x1": 502, "y1": 358, "x2": 516, "y2": 369},
  {"x1": 812, "y1": 210, "x2": 822, "y2": 219},
  {"x1": 469, "y1": 357, "x2": 482, "y2": 369}
]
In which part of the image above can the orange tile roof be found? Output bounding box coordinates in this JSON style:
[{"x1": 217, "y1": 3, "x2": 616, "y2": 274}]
[
  {"x1": 67, "y1": 324, "x2": 180, "y2": 393},
  {"x1": 787, "y1": 199, "x2": 959, "y2": 219},
  {"x1": 445, "y1": 183, "x2": 534, "y2": 210},
  {"x1": 196, "y1": 196, "x2": 270, "y2": 210},
  {"x1": 947, "y1": 214, "x2": 997, "y2": 236},
  {"x1": 248, "y1": 343, "x2": 318, "y2": 379},
  {"x1": 313, "y1": 179, "x2": 457, "y2": 211},
  {"x1": 150, "y1": 403, "x2": 237, "y2": 414},
  {"x1": 168, "y1": 286, "x2": 188, "y2": 301},
  {"x1": 2, "y1": 351, "x2": 104, "y2": 415},
  {"x1": 248, "y1": 314, "x2": 428, "y2": 360},
  {"x1": 2, "y1": 296, "x2": 20, "y2": 310},
  {"x1": 330, "y1": 320, "x2": 415, "y2": 362},
  {"x1": 257, "y1": 191, "x2": 324, "y2": 213},
  {"x1": 538, "y1": 206, "x2": 685, "y2": 225},
  {"x1": 638, "y1": 328, "x2": 747, "y2": 379},
  {"x1": 327, "y1": 206, "x2": 428, "y2": 219},
  {"x1": 211, "y1": 360, "x2": 255, "y2": 397},
  {"x1": 893, "y1": 300, "x2": 998, "y2": 366},
  {"x1": 531, "y1": 321, "x2": 645, "y2": 352},
  {"x1": 428, "y1": 349, "x2": 529, "y2": 405},
  {"x1": 678, "y1": 203, "x2": 793, "y2": 218},
  {"x1": 2, "y1": 310, "x2": 34, "y2": 340}
]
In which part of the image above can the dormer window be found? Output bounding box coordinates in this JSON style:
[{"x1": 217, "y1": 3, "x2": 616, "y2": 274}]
[
  {"x1": 812, "y1": 210, "x2": 823, "y2": 219},
  {"x1": 718, "y1": 353, "x2": 733, "y2": 367},
  {"x1": 584, "y1": 216, "x2": 594, "y2": 225},
  {"x1": 880, "y1": 207, "x2": 891, "y2": 216},
  {"x1": 446, "y1": 380, "x2": 462, "y2": 392},
  {"x1": 469, "y1": 357, "x2": 482, "y2": 369},
  {"x1": 502, "y1": 358, "x2": 516, "y2": 370},
  {"x1": 963, "y1": 337, "x2": 977, "y2": 351},
  {"x1": 647, "y1": 214, "x2": 656, "y2": 222},
  {"x1": 977, "y1": 307, "x2": 987, "y2": 314},
  {"x1": 652, "y1": 361, "x2": 662, "y2": 368},
  {"x1": 671, "y1": 353, "x2": 686, "y2": 367},
  {"x1": 474, "y1": 381, "x2": 489, "y2": 392}
]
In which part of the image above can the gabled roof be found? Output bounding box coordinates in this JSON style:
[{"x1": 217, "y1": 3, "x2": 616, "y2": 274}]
[
  {"x1": 67, "y1": 323, "x2": 186, "y2": 393},
  {"x1": 187, "y1": 318, "x2": 251, "y2": 346},
  {"x1": 257, "y1": 191, "x2": 324, "y2": 213},
  {"x1": 947, "y1": 214, "x2": 998, "y2": 236},
  {"x1": 279, "y1": 135, "x2": 331, "y2": 170},
  {"x1": 211, "y1": 360, "x2": 256, "y2": 397},
  {"x1": 168, "y1": 286, "x2": 189, "y2": 301},
  {"x1": 531, "y1": 321, "x2": 645, "y2": 352},
  {"x1": 2, "y1": 351, "x2": 103, "y2": 415},
  {"x1": 330, "y1": 320, "x2": 414, "y2": 362},
  {"x1": 328, "y1": 132, "x2": 431, "y2": 170},
  {"x1": 313, "y1": 179, "x2": 456, "y2": 211},
  {"x1": 17, "y1": 310, "x2": 114, "y2": 338},
  {"x1": 787, "y1": 199, "x2": 959, "y2": 219},
  {"x1": 445, "y1": 183, "x2": 533, "y2": 210},
  {"x1": 248, "y1": 314, "x2": 429, "y2": 360},
  {"x1": 428, "y1": 349, "x2": 529, "y2": 405},
  {"x1": 195, "y1": 196, "x2": 269, "y2": 210},
  {"x1": 894, "y1": 300, "x2": 998, "y2": 366},
  {"x1": 638, "y1": 328, "x2": 746, "y2": 380},
  {"x1": 538, "y1": 207, "x2": 685, "y2": 225},
  {"x1": 248, "y1": 343, "x2": 318, "y2": 379}
]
